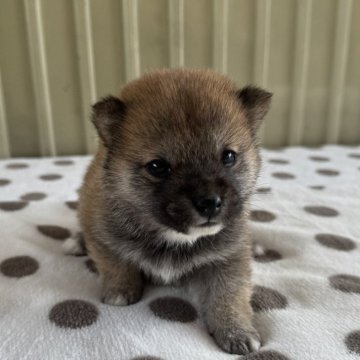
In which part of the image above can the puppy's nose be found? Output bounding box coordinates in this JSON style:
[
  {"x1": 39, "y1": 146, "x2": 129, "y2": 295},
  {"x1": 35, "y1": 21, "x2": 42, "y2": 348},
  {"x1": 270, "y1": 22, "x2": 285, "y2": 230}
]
[{"x1": 193, "y1": 195, "x2": 222, "y2": 218}]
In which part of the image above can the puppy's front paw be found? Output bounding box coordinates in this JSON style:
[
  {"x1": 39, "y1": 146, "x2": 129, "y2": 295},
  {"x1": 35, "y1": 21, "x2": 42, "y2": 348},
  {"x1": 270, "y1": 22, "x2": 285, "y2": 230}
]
[
  {"x1": 213, "y1": 324, "x2": 261, "y2": 355},
  {"x1": 102, "y1": 287, "x2": 142, "y2": 306}
]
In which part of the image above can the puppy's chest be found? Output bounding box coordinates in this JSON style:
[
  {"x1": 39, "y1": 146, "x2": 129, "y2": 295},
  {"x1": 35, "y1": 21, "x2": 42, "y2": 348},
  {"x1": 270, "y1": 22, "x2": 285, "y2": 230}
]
[
  {"x1": 138, "y1": 243, "x2": 224, "y2": 285},
  {"x1": 143, "y1": 264, "x2": 185, "y2": 285},
  {"x1": 138, "y1": 250, "x2": 198, "y2": 284}
]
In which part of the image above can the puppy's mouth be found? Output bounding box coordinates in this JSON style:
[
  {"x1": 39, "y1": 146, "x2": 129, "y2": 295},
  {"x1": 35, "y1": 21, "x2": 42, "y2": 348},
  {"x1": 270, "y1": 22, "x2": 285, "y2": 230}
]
[
  {"x1": 198, "y1": 221, "x2": 219, "y2": 228},
  {"x1": 161, "y1": 221, "x2": 224, "y2": 245}
]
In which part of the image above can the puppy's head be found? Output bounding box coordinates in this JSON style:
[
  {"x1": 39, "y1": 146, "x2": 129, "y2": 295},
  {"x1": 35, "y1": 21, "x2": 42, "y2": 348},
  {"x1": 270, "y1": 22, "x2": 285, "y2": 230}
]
[{"x1": 92, "y1": 69, "x2": 272, "y2": 244}]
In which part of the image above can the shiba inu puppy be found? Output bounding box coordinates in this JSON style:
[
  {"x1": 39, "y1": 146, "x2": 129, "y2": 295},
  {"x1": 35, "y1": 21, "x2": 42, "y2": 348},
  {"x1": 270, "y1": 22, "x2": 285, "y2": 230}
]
[{"x1": 72, "y1": 69, "x2": 271, "y2": 355}]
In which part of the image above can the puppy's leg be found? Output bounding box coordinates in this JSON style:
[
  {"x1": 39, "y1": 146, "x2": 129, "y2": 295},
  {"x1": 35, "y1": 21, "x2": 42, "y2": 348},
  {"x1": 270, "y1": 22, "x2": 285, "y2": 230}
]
[
  {"x1": 87, "y1": 240, "x2": 144, "y2": 306},
  {"x1": 194, "y1": 253, "x2": 260, "y2": 355}
]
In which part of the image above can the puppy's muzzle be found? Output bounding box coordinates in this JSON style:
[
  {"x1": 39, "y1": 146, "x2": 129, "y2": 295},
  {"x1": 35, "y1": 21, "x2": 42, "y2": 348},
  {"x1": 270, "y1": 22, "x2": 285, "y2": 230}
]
[{"x1": 193, "y1": 194, "x2": 222, "y2": 218}]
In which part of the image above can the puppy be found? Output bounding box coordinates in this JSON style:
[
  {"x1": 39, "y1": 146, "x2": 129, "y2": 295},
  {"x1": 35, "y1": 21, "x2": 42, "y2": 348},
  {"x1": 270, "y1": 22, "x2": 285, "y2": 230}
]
[{"x1": 75, "y1": 69, "x2": 271, "y2": 355}]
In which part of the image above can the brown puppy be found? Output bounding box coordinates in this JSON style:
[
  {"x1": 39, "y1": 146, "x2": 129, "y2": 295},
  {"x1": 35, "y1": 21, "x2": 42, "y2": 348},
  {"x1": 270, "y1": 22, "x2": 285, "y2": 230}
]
[{"x1": 70, "y1": 69, "x2": 271, "y2": 355}]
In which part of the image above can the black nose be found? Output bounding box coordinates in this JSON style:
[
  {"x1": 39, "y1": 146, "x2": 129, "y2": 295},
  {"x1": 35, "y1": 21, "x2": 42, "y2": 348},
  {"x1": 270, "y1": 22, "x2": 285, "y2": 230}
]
[{"x1": 193, "y1": 195, "x2": 222, "y2": 218}]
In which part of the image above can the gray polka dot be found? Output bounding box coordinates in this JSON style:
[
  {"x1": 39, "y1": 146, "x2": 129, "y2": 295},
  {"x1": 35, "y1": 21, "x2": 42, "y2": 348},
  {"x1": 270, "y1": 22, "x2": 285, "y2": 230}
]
[
  {"x1": 6, "y1": 163, "x2": 29, "y2": 169},
  {"x1": 251, "y1": 286, "x2": 288, "y2": 312},
  {"x1": 39, "y1": 174, "x2": 62, "y2": 181},
  {"x1": 329, "y1": 274, "x2": 360, "y2": 294},
  {"x1": 54, "y1": 160, "x2": 74, "y2": 166},
  {"x1": 37, "y1": 225, "x2": 71, "y2": 240},
  {"x1": 66, "y1": 201, "x2": 78, "y2": 210},
  {"x1": 0, "y1": 201, "x2": 28, "y2": 211},
  {"x1": 304, "y1": 206, "x2": 338, "y2": 217},
  {"x1": 345, "y1": 330, "x2": 360, "y2": 354},
  {"x1": 315, "y1": 233, "x2": 355, "y2": 251},
  {"x1": 349, "y1": 153, "x2": 360, "y2": 159},
  {"x1": 242, "y1": 350, "x2": 290, "y2": 360},
  {"x1": 149, "y1": 297, "x2": 197, "y2": 323},
  {"x1": 0, "y1": 256, "x2": 39, "y2": 277},
  {"x1": 20, "y1": 192, "x2": 47, "y2": 201},
  {"x1": 49, "y1": 300, "x2": 98, "y2": 329},
  {"x1": 0, "y1": 179, "x2": 10, "y2": 186},
  {"x1": 268, "y1": 159, "x2": 289, "y2": 165},
  {"x1": 272, "y1": 172, "x2": 295, "y2": 179},
  {"x1": 309, "y1": 156, "x2": 330, "y2": 162},
  {"x1": 309, "y1": 185, "x2": 325, "y2": 190},
  {"x1": 316, "y1": 169, "x2": 339, "y2": 176},
  {"x1": 251, "y1": 210, "x2": 276, "y2": 222},
  {"x1": 256, "y1": 187, "x2": 271, "y2": 194},
  {"x1": 254, "y1": 249, "x2": 282, "y2": 263}
]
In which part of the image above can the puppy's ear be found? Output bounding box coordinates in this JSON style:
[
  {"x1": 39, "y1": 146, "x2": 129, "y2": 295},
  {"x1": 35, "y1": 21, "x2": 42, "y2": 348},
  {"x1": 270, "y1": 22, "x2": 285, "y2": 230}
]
[
  {"x1": 236, "y1": 86, "x2": 272, "y2": 131},
  {"x1": 91, "y1": 96, "x2": 126, "y2": 147}
]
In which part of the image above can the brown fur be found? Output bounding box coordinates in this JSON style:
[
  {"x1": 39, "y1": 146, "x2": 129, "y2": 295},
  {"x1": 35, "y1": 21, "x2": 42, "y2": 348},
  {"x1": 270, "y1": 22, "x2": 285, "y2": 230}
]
[{"x1": 77, "y1": 69, "x2": 272, "y2": 355}]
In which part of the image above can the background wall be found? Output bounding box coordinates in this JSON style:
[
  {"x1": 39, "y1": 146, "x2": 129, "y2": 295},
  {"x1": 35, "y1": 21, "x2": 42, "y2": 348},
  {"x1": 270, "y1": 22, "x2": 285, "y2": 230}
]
[{"x1": 0, "y1": 0, "x2": 359, "y2": 158}]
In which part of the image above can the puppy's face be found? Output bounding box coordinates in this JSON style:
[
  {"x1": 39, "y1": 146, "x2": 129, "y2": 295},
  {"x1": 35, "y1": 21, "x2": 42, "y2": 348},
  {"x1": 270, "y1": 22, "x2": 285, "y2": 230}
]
[{"x1": 93, "y1": 70, "x2": 271, "y2": 243}]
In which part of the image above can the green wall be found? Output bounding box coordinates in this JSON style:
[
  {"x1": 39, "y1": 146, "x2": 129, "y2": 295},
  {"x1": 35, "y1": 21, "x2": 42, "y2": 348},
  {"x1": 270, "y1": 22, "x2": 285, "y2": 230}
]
[{"x1": 0, "y1": 0, "x2": 359, "y2": 157}]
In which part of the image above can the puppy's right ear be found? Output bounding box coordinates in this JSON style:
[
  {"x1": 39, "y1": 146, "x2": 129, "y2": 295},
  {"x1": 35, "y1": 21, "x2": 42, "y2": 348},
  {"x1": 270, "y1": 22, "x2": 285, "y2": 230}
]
[
  {"x1": 236, "y1": 86, "x2": 272, "y2": 132},
  {"x1": 91, "y1": 96, "x2": 126, "y2": 147}
]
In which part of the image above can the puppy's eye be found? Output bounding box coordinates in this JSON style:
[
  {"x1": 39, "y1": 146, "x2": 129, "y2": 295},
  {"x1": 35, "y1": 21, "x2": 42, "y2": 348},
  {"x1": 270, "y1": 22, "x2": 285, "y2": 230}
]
[
  {"x1": 222, "y1": 150, "x2": 237, "y2": 167},
  {"x1": 146, "y1": 159, "x2": 171, "y2": 178}
]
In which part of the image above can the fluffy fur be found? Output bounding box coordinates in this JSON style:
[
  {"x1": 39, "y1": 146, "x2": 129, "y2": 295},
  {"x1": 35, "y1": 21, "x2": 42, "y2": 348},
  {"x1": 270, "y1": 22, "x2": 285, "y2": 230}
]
[{"x1": 77, "y1": 69, "x2": 272, "y2": 355}]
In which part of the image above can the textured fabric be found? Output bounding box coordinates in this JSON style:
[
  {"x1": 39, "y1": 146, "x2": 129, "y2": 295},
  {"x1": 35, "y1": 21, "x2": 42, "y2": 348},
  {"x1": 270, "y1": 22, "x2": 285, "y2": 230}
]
[{"x1": 0, "y1": 145, "x2": 359, "y2": 360}]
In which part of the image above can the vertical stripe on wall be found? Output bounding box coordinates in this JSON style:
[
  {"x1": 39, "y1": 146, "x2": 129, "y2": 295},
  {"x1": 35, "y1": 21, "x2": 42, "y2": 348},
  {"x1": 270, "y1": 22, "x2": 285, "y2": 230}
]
[
  {"x1": 122, "y1": 0, "x2": 140, "y2": 81},
  {"x1": 289, "y1": 0, "x2": 312, "y2": 145},
  {"x1": 326, "y1": 0, "x2": 352, "y2": 143},
  {"x1": 213, "y1": 0, "x2": 229, "y2": 73},
  {"x1": 254, "y1": 0, "x2": 271, "y2": 140},
  {"x1": 73, "y1": 0, "x2": 97, "y2": 154},
  {"x1": 169, "y1": 0, "x2": 185, "y2": 67},
  {"x1": 24, "y1": 0, "x2": 56, "y2": 156},
  {"x1": 0, "y1": 69, "x2": 10, "y2": 158}
]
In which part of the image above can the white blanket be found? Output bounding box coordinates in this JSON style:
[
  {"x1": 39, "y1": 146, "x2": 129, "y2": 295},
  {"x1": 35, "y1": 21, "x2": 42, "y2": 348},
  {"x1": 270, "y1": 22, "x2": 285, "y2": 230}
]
[{"x1": 0, "y1": 145, "x2": 360, "y2": 360}]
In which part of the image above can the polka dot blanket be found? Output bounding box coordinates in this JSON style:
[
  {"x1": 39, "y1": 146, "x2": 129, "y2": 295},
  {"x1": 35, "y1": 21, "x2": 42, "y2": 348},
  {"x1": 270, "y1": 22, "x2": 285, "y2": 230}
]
[{"x1": 0, "y1": 145, "x2": 360, "y2": 360}]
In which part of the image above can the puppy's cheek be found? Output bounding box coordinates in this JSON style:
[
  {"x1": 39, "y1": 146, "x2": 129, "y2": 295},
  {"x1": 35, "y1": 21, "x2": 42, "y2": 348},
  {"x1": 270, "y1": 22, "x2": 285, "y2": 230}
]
[
  {"x1": 223, "y1": 190, "x2": 243, "y2": 218},
  {"x1": 231, "y1": 195, "x2": 243, "y2": 213},
  {"x1": 165, "y1": 202, "x2": 191, "y2": 223},
  {"x1": 163, "y1": 202, "x2": 194, "y2": 230}
]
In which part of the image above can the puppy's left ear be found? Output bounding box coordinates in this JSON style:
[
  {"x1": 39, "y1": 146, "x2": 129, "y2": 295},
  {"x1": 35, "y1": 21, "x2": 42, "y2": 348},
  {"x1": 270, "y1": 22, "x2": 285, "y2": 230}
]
[
  {"x1": 236, "y1": 86, "x2": 272, "y2": 131},
  {"x1": 92, "y1": 96, "x2": 126, "y2": 147}
]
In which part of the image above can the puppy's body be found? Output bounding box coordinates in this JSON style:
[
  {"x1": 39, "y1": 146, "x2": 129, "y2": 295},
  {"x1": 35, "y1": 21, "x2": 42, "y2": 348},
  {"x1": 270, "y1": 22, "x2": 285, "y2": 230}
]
[{"x1": 77, "y1": 69, "x2": 271, "y2": 355}]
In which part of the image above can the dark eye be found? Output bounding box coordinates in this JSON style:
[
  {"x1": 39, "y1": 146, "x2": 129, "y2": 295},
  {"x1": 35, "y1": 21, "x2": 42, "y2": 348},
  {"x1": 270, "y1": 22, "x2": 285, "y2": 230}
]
[
  {"x1": 146, "y1": 159, "x2": 172, "y2": 178},
  {"x1": 222, "y1": 150, "x2": 237, "y2": 167}
]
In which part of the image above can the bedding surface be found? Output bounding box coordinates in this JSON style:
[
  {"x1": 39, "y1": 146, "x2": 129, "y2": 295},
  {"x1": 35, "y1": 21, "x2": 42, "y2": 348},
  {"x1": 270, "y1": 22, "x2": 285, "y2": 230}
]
[{"x1": 0, "y1": 145, "x2": 360, "y2": 360}]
